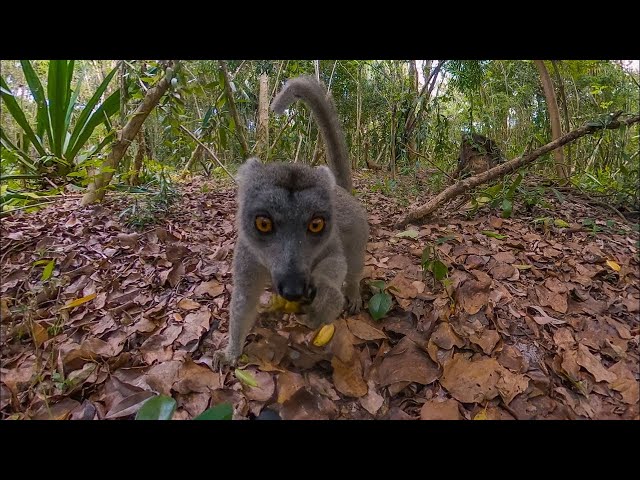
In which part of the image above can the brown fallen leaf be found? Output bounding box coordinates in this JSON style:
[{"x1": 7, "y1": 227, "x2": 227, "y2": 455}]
[
  {"x1": 497, "y1": 345, "x2": 529, "y2": 373},
  {"x1": 378, "y1": 337, "x2": 439, "y2": 387},
  {"x1": 31, "y1": 322, "x2": 49, "y2": 348},
  {"x1": 332, "y1": 355, "x2": 368, "y2": 398},
  {"x1": 496, "y1": 369, "x2": 529, "y2": 405},
  {"x1": 474, "y1": 406, "x2": 515, "y2": 420},
  {"x1": 420, "y1": 398, "x2": 462, "y2": 420},
  {"x1": 621, "y1": 296, "x2": 639, "y2": 313},
  {"x1": 280, "y1": 388, "x2": 337, "y2": 420},
  {"x1": 490, "y1": 262, "x2": 517, "y2": 281},
  {"x1": 608, "y1": 361, "x2": 639, "y2": 405},
  {"x1": 529, "y1": 305, "x2": 567, "y2": 325},
  {"x1": 194, "y1": 280, "x2": 225, "y2": 298},
  {"x1": 469, "y1": 329, "x2": 501, "y2": 355},
  {"x1": 178, "y1": 392, "x2": 211, "y2": 418},
  {"x1": 175, "y1": 307, "x2": 211, "y2": 347},
  {"x1": 327, "y1": 318, "x2": 358, "y2": 363},
  {"x1": 104, "y1": 391, "x2": 155, "y2": 419},
  {"x1": 555, "y1": 387, "x2": 595, "y2": 419},
  {"x1": 82, "y1": 337, "x2": 118, "y2": 358},
  {"x1": 245, "y1": 331, "x2": 289, "y2": 372},
  {"x1": 457, "y1": 277, "x2": 491, "y2": 315},
  {"x1": 143, "y1": 360, "x2": 182, "y2": 395},
  {"x1": 441, "y1": 353, "x2": 501, "y2": 404},
  {"x1": 140, "y1": 325, "x2": 183, "y2": 364},
  {"x1": 173, "y1": 359, "x2": 221, "y2": 394},
  {"x1": 276, "y1": 371, "x2": 305, "y2": 404},
  {"x1": 604, "y1": 317, "x2": 633, "y2": 340},
  {"x1": 559, "y1": 349, "x2": 581, "y2": 383},
  {"x1": 388, "y1": 272, "x2": 420, "y2": 299},
  {"x1": 166, "y1": 261, "x2": 185, "y2": 288},
  {"x1": 0, "y1": 383, "x2": 12, "y2": 411},
  {"x1": 465, "y1": 255, "x2": 487, "y2": 270},
  {"x1": 307, "y1": 372, "x2": 340, "y2": 401},
  {"x1": 1, "y1": 298, "x2": 11, "y2": 322},
  {"x1": 32, "y1": 398, "x2": 82, "y2": 420},
  {"x1": 535, "y1": 285, "x2": 567, "y2": 314},
  {"x1": 489, "y1": 216, "x2": 504, "y2": 229},
  {"x1": 431, "y1": 322, "x2": 465, "y2": 350},
  {"x1": 576, "y1": 344, "x2": 617, "y2": 384},
  {"x1": 553, "y1": 327, "x2": 576, "y2": 350},
  {"x1": 177, "y1": 298, "x2": 201, "y2": 311},
  {"x1": 359, "y1": 380, "x2": 384, "y2": 415},
  {"x1": 66, "y1": 363, "x2": 98, "y2": 393},
  {"x1": 545, "y1": 277, "x2": 568, "y2": 293},
  {"x1": 387, "y1": 255, "x2": 415, "y2": 270},
  {"x1": 493, "y1": 251, "x2": 515, "y2": 263},
  {"x1": 346, "y1": 316, "x2": 387, "y2": 342},
  {"x1": 241, "y1": 368, "x2": 275, "y2": 402},
  {"x1": 69, "y1": 400, "x2": 98, "y2": 420},
  {"x1": 426, "y1": 338, "x2": 454, "y2": 367}
]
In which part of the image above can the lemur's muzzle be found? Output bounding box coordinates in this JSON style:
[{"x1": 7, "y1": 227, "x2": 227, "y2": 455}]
[{"x1": 276, "y1": 271, "x2": 316, "y2": 302}]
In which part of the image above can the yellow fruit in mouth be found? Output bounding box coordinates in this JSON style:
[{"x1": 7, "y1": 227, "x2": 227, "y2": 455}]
[
  {"x1": 283, "y1": 300, "x2": 301, "y2": 313},
  {"x1": 267, "y1": 294, "x2": 303, "y2": 313},
  {"x1": 312, "y1": 324, "x2": 336, "y2": 346}
]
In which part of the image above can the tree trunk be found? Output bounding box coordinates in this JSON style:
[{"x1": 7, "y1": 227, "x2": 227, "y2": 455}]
[
  {"x1": 355, "y1": 67, "x2": 362, "y2": 170},
  {"x1": 293, "y1": 134, "x2": 303, "y2": 163},
  {"x1": 80, "y1": 62, "x2": 175, "y2": 206},
  {"x1": 118, "y1": 61, "x2": 130, "y2": 173},
  {"x1": 409, "y1": 60, "x2": 419, "y2": 93},
  {"x1": 311, "y1": 131, "x2": 323, "y2": 165},
  {"x1": 534, "y1": 60, "x2": 567, "y2": 182},
  {"x1": 219, "y1": 60, "x2": 249, "y2": 158},
  {"x1": 129, "y1": 129, "x2": 145, "y2": 186},
  {"x1": 256, "y1": 73, "x2": 269, "y2": 160},
  {"x1": 551, "y1": 60, "x2": 572, "y2": 175},
  {"x1": 183, "y1": 143, "x2": 203, "y2": 173},
  {"x1": 396, "y1": 113, "x2": 639, "y2": 227},
  {"x1": 404, "y1": 61, "x2": 443, "y2": 137},
  {"x1": 390, "y1": 105, "x2": 396, "y2": 180}
]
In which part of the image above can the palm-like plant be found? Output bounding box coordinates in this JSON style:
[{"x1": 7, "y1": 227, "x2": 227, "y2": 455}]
[{"x1": 0, "y1": 60, "x2": 120, "y2": 178}]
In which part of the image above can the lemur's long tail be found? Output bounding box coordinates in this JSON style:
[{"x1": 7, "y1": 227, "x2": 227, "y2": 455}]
[{"x1": 271, "y1": 76, "x2": 352, "y2": 192}]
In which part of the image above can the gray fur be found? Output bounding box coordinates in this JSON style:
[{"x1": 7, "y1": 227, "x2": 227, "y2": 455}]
[
  {"x1": 212, "y1": 77, "x2": 369, "y2": 368},
  {"x1": 271, "y1": 76, "x2": 352, "y2": 192}
]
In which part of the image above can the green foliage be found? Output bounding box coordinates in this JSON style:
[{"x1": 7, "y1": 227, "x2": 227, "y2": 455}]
[
  {"x1": 1, "y1": 59, "x2": 637, "y2": 214},
  {"x1": 136, "y1": 395, "x2": 177, "y2": 420},
  {"x1": 370, "y1": 178, "x2": 397, "y2": 195},
  {"x1": 367, "y1": 280, "x2": 393, "y2": 321},
  {"x1": 481, "y1": 230, "x2": 507, "y2": 239},
  {"x1": 119, "y1": 170, "x2": 179, "y2": 230},
  {"x1": 0, "y1": 61, "x2": 119, "y2": 177},
  {"x1": 41, "y1": 259, "x2": 55, "y2": 281},
  {"x1": 468, "y1": 173, "x2": 527, "y2": 218},
  {"x1": 421, "y1": 244, "x2": 449, "y2": 284},
  {"x1": 193, "y1": 403, "x2": 233, "y2": 420},
  {"x1": 574, "y1": 163, "x2": 639, "y2": 211},
  {"x1": 234, "y1": 369, "x2": 258, "y2": 387},
  {"x1": 135, "y1": 394, "x2": 233, "y2": 420}
]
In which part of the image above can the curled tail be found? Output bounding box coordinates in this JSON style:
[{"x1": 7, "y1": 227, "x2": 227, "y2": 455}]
[{"x1": 271, "y1": 76, "x2": 352, "y2": 192}]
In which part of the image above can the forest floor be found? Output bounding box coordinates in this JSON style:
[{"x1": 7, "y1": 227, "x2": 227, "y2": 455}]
[{"x1": 1, "y1": 172, "x2": 638, "y2": 420}]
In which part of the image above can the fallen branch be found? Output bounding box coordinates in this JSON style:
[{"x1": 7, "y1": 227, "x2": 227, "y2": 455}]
[{"x1": 396, "y1": 113, "x2": 640, "y2": 228}]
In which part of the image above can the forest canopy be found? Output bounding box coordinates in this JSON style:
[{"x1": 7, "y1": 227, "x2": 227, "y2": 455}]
[{"x1": 1, "y1": 60, "x2": 638, "y2": 214}]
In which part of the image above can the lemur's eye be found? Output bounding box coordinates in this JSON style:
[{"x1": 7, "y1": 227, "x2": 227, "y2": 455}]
[
  {"x1": 255, "y1": 216, "x2": 273, "y2": 233},
  {"x1": 308, "y1": 217, "x2": 325, "y2": 234}
]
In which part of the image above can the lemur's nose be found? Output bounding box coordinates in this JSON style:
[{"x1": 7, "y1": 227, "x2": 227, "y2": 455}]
[
  {"x1": 277, "y1": 274, "x2": 306, "y2": 301},
  {"x1": 279, "y1": 283, "x2": 305, "y2": 301}
]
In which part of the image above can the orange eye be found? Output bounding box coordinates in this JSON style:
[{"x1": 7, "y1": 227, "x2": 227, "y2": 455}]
[
  {"x1": 255, "y1": 216, "x2": 273, "y2": 233},
  {"x1": 308, "y1": 217, "x2": 325, "y2": 233}
]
